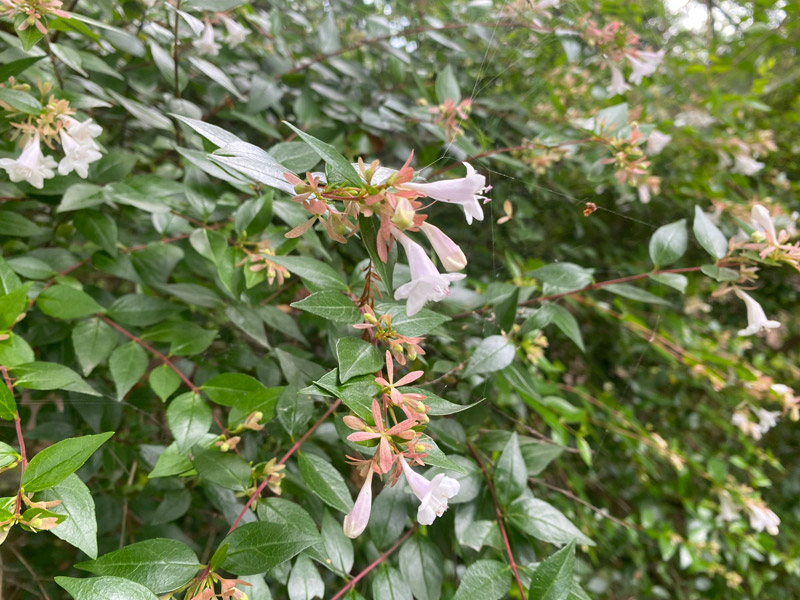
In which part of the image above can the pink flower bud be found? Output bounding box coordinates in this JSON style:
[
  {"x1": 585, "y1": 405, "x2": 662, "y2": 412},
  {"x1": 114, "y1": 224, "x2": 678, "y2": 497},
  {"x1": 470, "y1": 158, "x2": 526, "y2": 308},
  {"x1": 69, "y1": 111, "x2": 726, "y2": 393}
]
[
  {"x1": 420, "y1": 222, "x2": 467, "y2": 272},
  {"x1": 343, "y1": 470, "x2": 373, "y2": 538}
]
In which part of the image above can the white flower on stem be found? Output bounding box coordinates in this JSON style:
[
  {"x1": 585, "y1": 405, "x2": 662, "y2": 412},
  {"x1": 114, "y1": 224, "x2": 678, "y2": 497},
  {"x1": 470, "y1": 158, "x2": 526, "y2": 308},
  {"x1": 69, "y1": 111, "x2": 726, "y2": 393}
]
[
  {"x1": 646, "y1": 130, "x2": 672, "y2": 155},
  {"x1": 0, "y1": 133, "x2": 57, "y2": 189},
  {"x1": 58, "y1": 130, "x2": 103, "y2": 178},
  {"x1": 420, "y1": 221, "x2": 467, "y2": 272},
  {"x1": 746, "y1": 501, "x2": 780, "y2": 535},
  {"x1": 731, "y1": 411, "x2": 761, "y2": 440},
  {"x1": 734, "y1": 289, "x2": 780, "y2": 337},
  {"x1": 754, "y1": 408, "x2": 780, "y2": 436},
  {"x1": 393, "y1": 229, "x2": 465, "y2": 316},
  {"x1": 751, "y1": 204, "x2": 778, "y2": 246},
  {"x1": 223, "y1": 17, "x2": 248, "y2": 47},
  {"x1": 399, "y1": 456, "x2": 460, "y2": 526},
  {"x1": 732, "y1": 153, "x2": 764, "y2": 176},
  {"x1": 343, "y1": 470, "x2": 373, "y2": 539},
  {"x1": 400, "y1": 163, "x2": 489, "y2": 225},
  {"x1": 194, "y1": 19, "x2": 220, "y2": 56},
  {"x1": 636, "y1": 184, "x2": 651, "y2": 204},
  {"x1": 607, "y1": 63, "x2": 631, "y2": 96},
  {"x1": 61, "y1": 116, "x2": 103, "y2": 146},
  {"x1": 626, "y1": 50, "x2": 664, "y2": 85},
  {"x1": 717, "y1": 490, "x2": 740, "y2": 523}
]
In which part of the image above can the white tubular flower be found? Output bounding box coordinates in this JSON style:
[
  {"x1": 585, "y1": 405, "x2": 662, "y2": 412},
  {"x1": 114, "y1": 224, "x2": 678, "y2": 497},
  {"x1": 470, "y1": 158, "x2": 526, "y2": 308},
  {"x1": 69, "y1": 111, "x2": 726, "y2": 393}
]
[
  {"x1": 0, "y1": 133, "x2": 57, "y2": 189},
  {"x1": 754, "y1": 408, "x2": 780, "y2": 436},
  {"x1": 746, "y1": 501, "x2": 780, "y2": 535},
  {"x1": 400, "y1": 163, "x2": 488, "y2": 225},
  {"x1": 636, "y1": 184, "x2": 651, "y2": 204},
  {"x1": 58, "y1": 130, "x2": 103, "y2": 178},
  {"x1": 399, "y1": 457, "x2": 460, "y2": 526},
  {"x1": 61, "y1": 116, "x2": 103, "y2": 147},
  {"x1": 194, "y1": 19, "x2": 220, "y2": 56},
  {"x1": 607, "y1": 63, "x2": 631, "y2": 96},
  {"x1": 732, "y1": 153, "x2": 764, "y2": 176},
  {"x1": 343, "y1": 470, "x2": 373, "y2": 539},
  {"x1": 420, "y1": 221, "x2": 467, "y2": 272},
  {"x1": 626, "y1": 50, "x2": 664, "y2": 85},
  {"x1": 223, "y1": 17, "x2": 248, "y2": 47},
  {"x1": 717, "y1": 491, "x2": 740, "y2": 523},
  {"x1": 734, "y1": 289, "x2": 780, "y2": 337},
  {"x1": 751, "y1": 204, "x2": 778, "y2": 246},
  {"x1": 393, "y1": 229, "x2": 465, "y2": 316},
  {"x1": 646, "y1": 130, "x2": 672, "y2": 155}
]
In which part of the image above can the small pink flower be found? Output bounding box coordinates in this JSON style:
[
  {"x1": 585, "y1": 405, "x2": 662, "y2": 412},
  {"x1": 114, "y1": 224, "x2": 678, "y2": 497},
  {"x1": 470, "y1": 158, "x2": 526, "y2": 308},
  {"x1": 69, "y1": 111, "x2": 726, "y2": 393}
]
[
  {"x1": 607, "y1": 63, "x2": 631, "y2": 96},
  {"x1": 734, "y1": 289, "x2": 780, "y2": 337},
  {"x1": 343, "y1": 469, "x2": 373, "y2": 538},
  {"x1": 399, "y1": 456, "x2": 460, "y2": 525},
  {"x1": 400, "y1": 163, "x2": 489, "y2": 225},
  {"x1": 419, "y1": 222, "x2": 467, "y2": 272}
]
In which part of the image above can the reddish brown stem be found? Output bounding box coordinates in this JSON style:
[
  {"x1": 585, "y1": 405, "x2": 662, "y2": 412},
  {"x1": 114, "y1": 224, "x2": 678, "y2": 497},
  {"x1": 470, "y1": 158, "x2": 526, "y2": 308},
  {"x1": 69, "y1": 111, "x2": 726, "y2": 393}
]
[
  {"x1": 329, "y1": 525, "x2": 417, "y2": 600},
  {"x1": 226, "y1": 399, "x2": 342, "y2": 535},
  {"x1": 3, "y1": 366, "x2": 26, "y2": 517},
  {"x1": 467, "y1": 440, "x2": 526, "y2": 600}
]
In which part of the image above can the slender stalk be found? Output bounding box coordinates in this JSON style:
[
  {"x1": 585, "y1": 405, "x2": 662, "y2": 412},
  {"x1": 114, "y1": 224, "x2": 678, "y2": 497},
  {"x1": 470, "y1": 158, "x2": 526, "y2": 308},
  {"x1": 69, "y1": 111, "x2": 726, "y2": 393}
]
[
  {"x1": 467, "y1": 440, "x2": 526, "y2": 599},
  {"x1": 173, "y1": 0, "x2": 183, "y2": 145},
  {"x1": 3, "y1": 367, "x2": 27, "y2": 517},
  {"x1": 43, "y1": 33, "x2": 64, "y2": 88},
  {"x1": 329, "y1": 526, "x2": 417, "y2": 600}
]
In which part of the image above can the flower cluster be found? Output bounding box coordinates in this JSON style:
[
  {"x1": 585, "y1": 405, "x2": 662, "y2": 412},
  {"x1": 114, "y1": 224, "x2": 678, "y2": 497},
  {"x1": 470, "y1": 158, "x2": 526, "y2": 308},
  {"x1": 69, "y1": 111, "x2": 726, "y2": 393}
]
[
  {"x1": 186, "y1": 574, "x2": 250, "y2": 600},
  {"x1": 0, "y1": 0, "x2": 69, "y2": 34},
  {"x1": 194, "y1": 15, "x2": 249, "y2": 56},
  {"x1": 717, "y1": 490, "x2": 780, "y2": 536},
  {"x1": 427, "y1": 97, "x2": 472, "y2": 140},
  {"x1": 354, "y1": 307, "x2": 425, "y2": 365},
  {"x1": 284, "y1": 155, "x2": 491, "y2": 316},
  {"x1": 341, "y1": 352, "x2": 460, "y2": 537},
  {"x1": 716, "y1": 131, "x2": 775, "y2": 177}
]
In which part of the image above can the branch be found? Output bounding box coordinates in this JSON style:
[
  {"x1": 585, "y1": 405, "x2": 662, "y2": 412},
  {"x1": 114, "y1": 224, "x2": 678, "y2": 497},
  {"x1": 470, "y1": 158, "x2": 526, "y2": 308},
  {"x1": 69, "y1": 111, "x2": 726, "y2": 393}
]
[
  {"x1": 467, "y1": 440, "x2": 526, "y2": 599},
  {"x1": 2, "y1": 366, "x2": 27, "y2": 518},
  {"x1": 329, "y1": 525, "x2": 417, "y2": 600}
]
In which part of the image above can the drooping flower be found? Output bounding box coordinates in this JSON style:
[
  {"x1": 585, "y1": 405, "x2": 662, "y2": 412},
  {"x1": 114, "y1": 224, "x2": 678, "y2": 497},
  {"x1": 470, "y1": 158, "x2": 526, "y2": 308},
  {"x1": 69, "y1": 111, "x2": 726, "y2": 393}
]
[
  {"x1": 0, "y1": 133, "x2": 57, "y2": 189},
  {"x1": 750, "y1": 204, "x2": 778, "y2": 247},
  {"x1": 346, "y1": 399, "x2": 417, "y2": 474},
  {"x1": 343, "y1": 469, "x2": 373, "y2": 539},
  {"x1": 393, "y1": 229, "x2": 465, "y2": 316},
  {"x1": 734, "y1": 289, "x2": 781, "y2": 336},
  {"x1": 400, "y1": 163, "x2": 489, "y2": 225},
  {"x1": 626, "y1": 50, "x2": 664, "y2": 84},
  {"x1": 58, "y1": 130, "x2": 103, "y2": 178},
  {"x1": 717, "y1": 490, "x2": 740, "y2": 523},
  {"x1": 745, "y1": 501, "x2": 780, "y2": 535},
  {"x1": 419, "y1": 221, "x2": 467, "y2": 272},
  {"x1": 646, "y1": 130, "x2": 672, "y2": 155},
  {"x1": 399, "y1": 456, "x2": 460, "y2": 525},
  {"x1": 60, "y1": 116, "x2": 102, "y2": 147},
  {"x1": 754, "y1": 408, "x2": 780, "y2": 436},
  {"x1": 607, "y1": 63, "x2": 631, "y2": 96},
  {"x1": 222, "y1": 16, "x2": 248, "y2": 47},
  {"x1": 194, "y1": 19, "x2": 220, "y2": 56},
  {"x1": 732, "y1": 153, "x2": 764, "y2": 176}
]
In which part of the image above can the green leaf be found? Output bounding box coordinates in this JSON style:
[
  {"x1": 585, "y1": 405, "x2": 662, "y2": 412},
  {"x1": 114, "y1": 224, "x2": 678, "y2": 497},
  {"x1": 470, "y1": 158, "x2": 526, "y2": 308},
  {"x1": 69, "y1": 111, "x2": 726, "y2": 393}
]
[
  {"x1": 693, "y1": 206, "x2": 728, "y2": 260},
  {"x1": 257, "y1": 497, "x2": 325, "y2": 561},
  {"x1": 39, "y1": 473, "x2": 98, "y2": 559},
  {"x1": 0, "y1": 211, "x2": 43, "y2": 237},
  {"x1": 108, "y1": 295, "x2": 183, "y2": 326},
  {"x1": 291, "y1": 292, "x2": 361, "y2": 323},
  {"x1": 465, "y1": 335, "x2": 515, "y2": 375},
  {"x1": 268, "y1": 255, "x2": 348, "y2": 291},
  {"x1": 56, "y1": 576, "x2": 160, "y2": 600},
  {"x1": 172, "y1": 113, "x2": 241, "y2": 147},
  {"x1": 298, "y1": 452, "x2": 354, "y2": 513},
  {"x1": 72, "y1": 318, "x2": 117, "y2": 376},
  {"x1": 400, "y1": 387, "x2": 481, "y2": 416},
  {"x1": 549, "y1": 304, "x2": 584, "y2": 352},
  {"x1": 76, "y1": 538, "x2": 200, "y2": 594},
  {"x1": 167, "y1": 392, "x2": 212, "y2": 452},
  {"x1": 0, "y1": 56, "x2": 44, "y2": 81},
  {"x1": 211, "y1": 141, "x2": 296, "y2": 195},
  {"x1": 374, "y1": 302, "x2": 450, "y2": 337},
  {"x1": 12, "y1": 361, "x2": 101, "y2": 396},
  {"x1": 321, "y1": 510, "x2": 354, "y2": 574},
  {"x1": 150, "y1": 364, "x2": 181, "y2": 402},
  {"x1": 0, "y1": 380, "x2": 16, "y2": 420},
  {"x1": 202, "y1": 374, "x2": 281, "y2": 422},
  {"x1": 494, "y1": 432, "x2": 527, "y2": 505},
  {"x1": 648, "y1": 273, "x2": 688, "y2": 293},
  {"x1": 0, "y1": 88, "x2": 42, "y2": 115},
  {"x1": 507, "y1": 497, "x2": 594, "y2": 546},
  {"x1": 193, "y1": 446, "x2": 251, "y2": 491},
  {"x1": 74, "y1": 210, "x2": 118, "y2": 255},
  {"x1": 604, "y1": 283, "x2": 670, "y2": 306},
  {"x1": 399, "y1": 534, "x2": 443, "y2": 600},
  {"x1": 358, "y1": 214, "x2": 395, "y2": 295},
  {"x1": 700, "y1": 264, "x2": 739, "y2": 282},
  {"x1": 528, "y1": 541, "x2": 576, "y2": 600},
  {"x1": 188, "y1": 56, "x2": 244, "y2": 100},
  {"x1": 15, "y1": 13, "x2": 43, "y2": 51},
  {"x1": 148, "y1": 442, "x2": 194, "y2": 479},
  {"x1": 649, "y1": 219, "x2": 688, "y2": 267},
  {"x1": 0, "y1": 283, "x2": 32, "y2": 330},
  {"x1": 22, "y1": 432, "x2": 114, "y2": 492},
  {"x1": 372, "y1": 564, "x2": 413, "y2": 600},
  {"x1": 336, "y1": 337, "x2": 383, "y2": 383},
  {"x1": 283, "y1": 122, "x2": 362, "y2": 186},
  {"x1": 269, "y1": 141, "x2": 321, "y2": 172},
  {"x1": 288, "y1": 554, "x2": 325, "y2": 600},
  {"x1": 435, "y1": 64, "x2": 461, "y2": 104},
  {"x1": 531, "y1": 263, "x2": 594, "y2": 294},
  {"x1": 522, "y1": 444, "x2": 564, "y2": 475},
  {"x1": 109, "y1": 341, "x2": 148, "y2": 401},
  {"x1": 221, "y1": 521, "x2": 321, "y2": 576},
  {"x1": 37, "y1": 285, "x2": 105, "y2": 320},
  {"x1": 452, "y1": 560, "x2": 511, "y2": 600}
]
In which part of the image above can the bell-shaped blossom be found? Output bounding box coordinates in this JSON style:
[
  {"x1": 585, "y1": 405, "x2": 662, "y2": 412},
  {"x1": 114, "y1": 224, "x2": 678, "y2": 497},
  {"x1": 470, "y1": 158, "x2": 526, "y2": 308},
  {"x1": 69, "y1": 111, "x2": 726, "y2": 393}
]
[
  {"x1": 400, "y1": 163, "x2": 488, "y2": 225},
  {"x1": 607, "y1": 63, "x2": 631, "y2": 96},
  {"x1": 754, "y1": 408, "x2": 780, "y2": 436},
  {"x1": 399, "y1": 456, "x2": 460, "y2": 526},
  {"x1": 751, "y1": 204, "x2": 778, "y2": 246},
  {"x1": 58, "y1": 130, "x2": 102, "y2": 178},
  {"x1": 646, "y1": 130, "x2": 671, "y2": 155},
  {"x1": 0, "y1": 133, "x2": 57, "y2": 189},
  {"x1": 636, "y1": 184, "x2": 651, "y2": 204},
  {"x1": 746, "y1": 501, "x2": 780, "y2": 535},
  {"x1": 223, "y1": 16, "x2": 249, "y2": 47},
  {"x1": 732, "y1": 153, "x2": 764, "y2": 176},
  {"x1": 61, "y1": 116, "x2": 102, "y2": 147},
  {"x1": 343, "y1": 470, "x2": 373, "y2": 538},
  {"x1": 393, "y1": 230, "x2": 465, "y2": 316},
  {"x1": 194, "y1": 19, "x2": 220, "y2": 56},
  {"x1": 734, "y1": 289, "x2": 780, "y2": 336},
  {"x1": 420, "y1": 221, "x2": 467, "y2": 272},
  {"x1": 626, "y1": 50, "x2": 664, "y2": 85},
  {"x1": 717, "y1": 491, "x2": 740, "y2": 523}
]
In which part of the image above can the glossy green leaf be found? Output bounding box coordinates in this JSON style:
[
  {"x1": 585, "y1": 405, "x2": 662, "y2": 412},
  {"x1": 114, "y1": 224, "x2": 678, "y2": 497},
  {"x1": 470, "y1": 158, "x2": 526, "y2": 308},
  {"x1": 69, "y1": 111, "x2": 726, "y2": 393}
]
[{"x1": 22, "y1": 432, "x2": 114, "y2": 492}]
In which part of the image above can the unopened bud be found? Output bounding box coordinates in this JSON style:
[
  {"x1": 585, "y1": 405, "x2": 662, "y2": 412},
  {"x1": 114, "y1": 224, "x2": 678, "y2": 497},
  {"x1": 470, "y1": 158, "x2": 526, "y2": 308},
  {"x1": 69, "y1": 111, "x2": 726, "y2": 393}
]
[{"x1": 390, "y1": 197, "x2": 416, "y2": 230}]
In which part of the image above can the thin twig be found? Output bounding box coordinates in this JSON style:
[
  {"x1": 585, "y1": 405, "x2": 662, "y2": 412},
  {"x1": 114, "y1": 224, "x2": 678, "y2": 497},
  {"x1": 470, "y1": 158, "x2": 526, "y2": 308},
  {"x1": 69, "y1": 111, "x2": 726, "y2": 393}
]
[
  {"x1": 8, "y1": 546, "x2": 51, "y2": 600},
  {"x1": 530, "y1": 477, "x2": 636, "y2": 530},
  {"x1": 42, "y1": 33, "x2": 64, "y2": 88},
  {"x1": 466, "y1": 441, "x2": 526, "y2": 599}
]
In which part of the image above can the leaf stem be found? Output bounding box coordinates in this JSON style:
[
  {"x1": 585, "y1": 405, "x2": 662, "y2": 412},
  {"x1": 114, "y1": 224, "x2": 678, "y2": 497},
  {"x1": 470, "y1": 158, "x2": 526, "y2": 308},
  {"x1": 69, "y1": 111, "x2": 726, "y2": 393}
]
[{"x1": 2, "y1": 366, "x2": 26, "y2": 518}]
